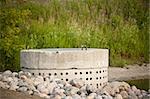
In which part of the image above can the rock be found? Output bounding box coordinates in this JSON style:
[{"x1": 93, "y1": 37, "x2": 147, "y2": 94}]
[
  {"x1": 110, "y1": 81, "x2": 130, "y2": 91},
  {"x1": 18, "y1": 80, "x2": 28, "y2": 87},
  {"x1": 120, "y1": 91, "x2": 128, "y2": 99},
  {"x1": 148, "y1": 89, "x2": 150, "y2": 93},
  {"x1": 2, "y1": 70, "x2": 12, "y2": 76},
  {"x1": 0, "y1": 74, "x2": 2, "y2": 80},
  {"x1": 0, "y1": 81, "x2": 10, "y2": 89},
  {"x1": 65, "y1": 96, "x2": 73, "y2": 99},
  {"x1": 87, "y1": 93, "x2": 97, "y2": 99},
  {"x1": 47, "y1": 82, "x2": 58, "y2": 94},
  {"x1": 128, "y1": 90, "x2": 138, "y2": 99},
  {"x1": 70, "y1": 86, "x2": 80, "y2": 95},
  {"x1": 86, "y1": 85, "x2": 96, "y2": 94},
  {"x1": 135, "y1": 89, "x2": 141, "y2": 96},
  {"x1": 24, "y1": 72, "x2": 32, "y2": 78},
  {"x1": 71, "y1": 94, "x2": 82, "y2": 99},
  {"x1": 9, "y1": 85, "x2": 19, "y2": 91},
  {"x1": 18, "y1": 71, "x2": 24, "y2": 77},
  {"x1": 53, "y1": 88, "x2": 65, "y2": 96},
  {"x1": 27, "y1": 84, "x2": 36, "y2": 91},
  {"x1": 20, "y1": 75, "x2": 27, "y2": 80},
  {"x1": 33, "y1": 76, "x2": 44, "y2": 86},
  {"x1": 102, "y1": 84, "x2": 114, "y2": 96},
  {"x1": 95, "y1": 95, "x2": 102, "y2": 99},
  {"x1": 131, "y1": 86, "x2": 137, "y2": 92},
  {"x1": 12, "y1": 72, "x2": 18, "y2": 77},
  {"x1": 2, "y1": 76, "x2": 13, "y2": 83},
  {"x1": 58, "y1": 84, "x2": 64, "y2": 88},
  {"x1": 24, "y1": 78, "x2": 33, "y2": 85},
  {"x1": 54, "y1": 95, "x2": 62, "y2": 99},
  {"x1": 114, "y1": 94, "x2": 123, "y2": 99},
  {"x1": 27, "y1": 90, "x2": 33, "y2": 95},
  {"x1": 17, "y1": 86, "x2": 27, "y2": 92},
  {"x1": 37, "y1": 83, "x2": 49, "y2": 94},
  {"x1": 39, "y1": 93, "x2": 50, "y2": 98},
  {"x1": 70, "y1": 79, "x2": 84, "y2": 88},
  {"x1": 102, "y1": 95, "x2": 109, "y2": 99}
]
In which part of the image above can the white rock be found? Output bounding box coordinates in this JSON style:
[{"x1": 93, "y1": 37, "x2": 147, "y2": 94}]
[
  {"x1": 120, "y1": 91, "x2": 128, "y2": 99},
  {"x1": 135, "y1": 89, "x2": 141, "y2": 96},
  {"x1": 18, "y1": 80, "x2": 28, "y2": 87},
  {"x1": 114, "y1": 94, "x2": 123, "y2": 99},
  {"x1": 70, "y1": 79, "x2": 84, "y2": 88},
  {"x1": 33, "y1": 76, "x2": 44, "y2": 86},
  {"x1": 54, "y1": 95, "x2": 62, "y2": 99},
  {"x1": 37, "y1": 83, "x2": 48, "y2": 94},
  {"x1": 102, "y1": 84, "x2": 114, "y2": 96},
  {"x1": 12, "y1": 72, "x2": 18, "y2": 77},
  {"x1": 17, "y1": 86, "x2": 27, "y2": 92},
  {"x1": 39, "y1": 93, "x2": 50, "y2": 98},
  {"x1": 131, "y1": 86, "x2": 137, "y2": 92},
  {"x1": 0, "y1": 74, "x2": 2, "y2": 80},
  {"x1": 53, "y1": 88, "x2": 65, "y2": 96},
  {"x1": 27, "y1": 90, "x2": 33, "y2": 95},
  {"x1": 71, "y1": 94, "x2": 82, "y2": 99},
  {"x1": 65, "y1": 96, "x2": 73, "y2": 99},
  {"x1": 9, "y1": 85, "x2": 19, "y2": 91},
  {"x1": 2, "y1": 70, "x2": 12, "y2": 76},
  {"x1": 0, "y1": 81, "x2": 10, "y2": 89},
  {"x1": 47, "y1": 82, "x2": 57, "y2": 94},
  {"x1": 86, "y1": 85, "x2": 96, "y2": 93},
  {"x1": 95, "y1": 95, "x2": 102, "y2": 99},
  {"x1": 58, "y1": 84, "x2": 64, "y2": 88},
  {"x1": 70, "y1": 87, "x2": 80, "y2": 95},
  {"x1": 87, "y1": 93, "x2": 97, "y2": 99},
  {"x1": 20, "y1": 75, "x2": 27, "y2": 80}
]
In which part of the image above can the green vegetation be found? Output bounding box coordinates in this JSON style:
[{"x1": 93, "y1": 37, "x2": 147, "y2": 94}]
[{"x1": 0, "y1": 0, "x2": 149, "y2": 71}]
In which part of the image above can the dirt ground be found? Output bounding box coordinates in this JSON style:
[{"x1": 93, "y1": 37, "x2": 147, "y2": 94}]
[{"x1": 0, "y1": 64, "x2": 149, "y2": 99}]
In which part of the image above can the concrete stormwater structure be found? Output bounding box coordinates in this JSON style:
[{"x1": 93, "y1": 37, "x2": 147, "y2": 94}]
[{"x1": 20, "y1": 48, "x2": 109, "y2": 89}]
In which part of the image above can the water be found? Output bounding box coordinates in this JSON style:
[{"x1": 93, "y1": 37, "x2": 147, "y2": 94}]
[{"x1": 126, "y1": 79, "x2": 150, "y2": 91}]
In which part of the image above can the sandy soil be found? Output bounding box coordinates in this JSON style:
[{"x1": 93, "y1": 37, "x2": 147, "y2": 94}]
[
  {"x1": 109, "y1": 64, "x2": 150, "y2": 81},
  {"x1": 0, "y1": 88, "x2": 43, "y2": 99},
  {"x1": 0, "y1": 64, "x2": 149, "y2": 99}
]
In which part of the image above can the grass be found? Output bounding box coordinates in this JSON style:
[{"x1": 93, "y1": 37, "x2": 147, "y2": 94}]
[{"x1": 0, "y1": 0, "x2": 149, "y2": 71}]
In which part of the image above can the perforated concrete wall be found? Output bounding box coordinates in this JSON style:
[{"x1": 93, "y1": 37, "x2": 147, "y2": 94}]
[{"x1": 21, "y1": 48, "x2": 109, "y2": 89}]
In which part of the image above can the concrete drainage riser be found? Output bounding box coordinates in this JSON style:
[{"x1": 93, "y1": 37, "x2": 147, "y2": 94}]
[{"x1": 20, "y1": 48, "x2": 109, "y2": 89}]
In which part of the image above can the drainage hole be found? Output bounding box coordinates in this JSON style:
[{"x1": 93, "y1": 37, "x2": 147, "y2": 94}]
[
  {"x1": 86, "y1": 72, "x2": 88, "y2": 74},
  {"x1": 96, "y1": 71, "x2": 98, "y2": 73},
  {"x1": 86, "y1": 78, "x2": 88, "y2": 80},
  {"x1": 54, "y1": 73, "x2": 57, "y2": 76},
  {"x1": 97, "y1": 84, "x2": 98, "y2": 88},
  {"x1": 90, "y1": 71, "x2": 92, "y2": 74},
  {"x1": 61, "y1": 79, "x2": 63, "y2": 80},
  {"x1": 96, "y1": 77, "x2": 98, "y2": 80},
  {"x1": 99, "y1": 71, "x2": 101, "y2": 73},
  {"x1": 100, "y1": 83, "x2": 101, "y2": 86},
  {"x1": 90, "y1": 78, "x2": 92, "y2": 80},
  {"x1": 66, "y1": 79, "x2": 68, "y2": 81},
  {"x1": 49, "y1": 73, "x2": 51, "y2": 76},
  {"x1": 100, "y1": 77, "x2": 101, "y2": 79},
  {"x1": 80, "y1": 72, "x2": 82, "y2": 74},
  {"x1": 60, "y1": 73, "x2": 63, "y2": 75},
  {"x1": 75, "y1": 72, "x2": 77, "y2": 75},
  {"x1": 66, "y1": 72, "x2": 68, "y2": 75},
  {"x1": 32, "y1": 73, "x2": 34, "y2": 75},
  {"x1": 39, "y1": 73, "x2": 41, "y2": 75},
  {"x1": 103, "y1": 70, "x2": 105, "y2": 72}
]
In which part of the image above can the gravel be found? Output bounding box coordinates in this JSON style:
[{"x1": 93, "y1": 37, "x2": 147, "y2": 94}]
[{"x1": 0, "y1": 70, "x2": 149, "y2": 99}]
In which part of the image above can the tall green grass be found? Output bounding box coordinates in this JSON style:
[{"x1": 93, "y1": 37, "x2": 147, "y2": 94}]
[{"x1": 0, "y1": 0, "x2": 149, "y2": 71}]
